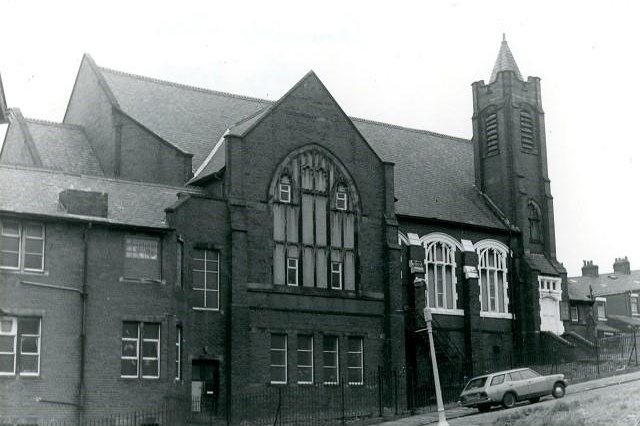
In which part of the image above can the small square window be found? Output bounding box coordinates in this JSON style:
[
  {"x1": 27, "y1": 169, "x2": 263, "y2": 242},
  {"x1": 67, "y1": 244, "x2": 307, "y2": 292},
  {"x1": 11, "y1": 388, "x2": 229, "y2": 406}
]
[
  {"x1": 336, "y1": 192, "x2": 347, "y2": 211},
  {"x1": 331, "y1": 262, "x2": 342, "y2": 289},
  {"x1": 287, "y1": 258, "x2": 298, "y2": 286},
  {"x1": 279, "y1": 184, "x2": 291, "y2": 203}
]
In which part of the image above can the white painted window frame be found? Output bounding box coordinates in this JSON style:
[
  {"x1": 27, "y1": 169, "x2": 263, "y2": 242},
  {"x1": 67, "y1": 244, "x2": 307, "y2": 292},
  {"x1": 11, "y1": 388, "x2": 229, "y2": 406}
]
[
  {"x1": 286, "y1": 257, "x2": 299, "y2": 287},
  {"x1": 297, "y1": 335, "x2": 313, "y2": 384},
  {"x1": 270, "y1": 333, "x2": 288, "y2": 384},
  {"x1": 475, "y1": 240, "x2": 512, "y2": 319},
  {"x1": 347, "y1": 336, "x2": 364, "y2": 386},
  {"x1": 632, "y1": 294, "x2": 639, "y2": 316},
  {"x1": 279, "y1": 183, "x2": 291, "y2": 203},
  {"x1": 422, "y1": 234, "x2": 462, "y2": 316},
  {"x1": 570, "y1": 306, "x2": 579, "y2": 322},
  {"x1": 141, "y1": 323, "x2": 160, "y2": 379},
  {"x1": 18, "y1": 318, "x2": 41, "y2": 377},
  {"x1": 323, "y1": 336, "x2": 339, "y2": 385},
  {"x1": 330, "y1": 261, "x2": 343, "y2": 290},
  {"x1": 0, "y1": 316, "x2": 17, "y2": 376},
  {"x1": 121, "y1": 322, "x2": 140, "y2": 379},
  {"x1": 192, "y1": 250, "x2": 220, "y2": 311},
  {"x1": 596, "y1": 297, "x2": 607, "y2": 321},
  {"x1": 175, "y1": 326, "x2": 182, "y2": 381},
  {"x1": 336, "y1": 191, "x2": 348, "y2": 211},
  {"x1": 0, "y1": 220, "x2": 45, "y2": 272}
]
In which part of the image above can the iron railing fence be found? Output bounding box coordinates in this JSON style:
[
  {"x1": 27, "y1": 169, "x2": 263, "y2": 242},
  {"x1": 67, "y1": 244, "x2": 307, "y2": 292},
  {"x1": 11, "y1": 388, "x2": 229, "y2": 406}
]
[{"x1": 39, "y1": 331, "x2": 640, "y2": 425}]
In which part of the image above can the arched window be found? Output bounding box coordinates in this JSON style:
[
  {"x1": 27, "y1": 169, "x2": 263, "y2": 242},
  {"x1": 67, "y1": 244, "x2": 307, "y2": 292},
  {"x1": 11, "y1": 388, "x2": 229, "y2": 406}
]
[
  {"x1": 424, "y1": 240, "x2": 458, "y2": 310},
  {"x1": 476, "y1": 242, "x2": 509, "y2": 315},
  {"x1": 528, "y1": 201, "x2": 542, "y2": 243},
  {"x1": 271, "y1": 148, "x2": 358, "y2": 291}
]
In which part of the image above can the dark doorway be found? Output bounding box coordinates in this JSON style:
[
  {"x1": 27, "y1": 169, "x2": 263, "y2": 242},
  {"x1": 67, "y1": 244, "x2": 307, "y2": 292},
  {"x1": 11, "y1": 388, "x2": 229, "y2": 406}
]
[{"x1": 191, "y1": 359, "x2": 220, "y2": 416}]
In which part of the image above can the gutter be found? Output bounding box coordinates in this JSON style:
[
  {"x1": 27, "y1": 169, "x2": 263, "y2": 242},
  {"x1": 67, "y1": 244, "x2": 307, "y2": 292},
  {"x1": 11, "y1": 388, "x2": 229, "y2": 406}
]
[{"x1": 78, "y1": 223, "x2": 91, "y2": 421}]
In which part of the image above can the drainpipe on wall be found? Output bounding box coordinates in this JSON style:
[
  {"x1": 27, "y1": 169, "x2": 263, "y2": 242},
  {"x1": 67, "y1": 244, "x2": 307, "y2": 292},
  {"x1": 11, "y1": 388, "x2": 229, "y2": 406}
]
[{"x1": 78, "y1": 222, "x2": 91, "y2": 423}]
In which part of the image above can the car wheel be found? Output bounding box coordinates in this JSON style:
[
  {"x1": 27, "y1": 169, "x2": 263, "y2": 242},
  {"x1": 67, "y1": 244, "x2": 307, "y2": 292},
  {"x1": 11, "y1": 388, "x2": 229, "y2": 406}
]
[
  {"x1": 529, "y1": 397, "x2": 540, "y2": 404},
  {"x1": 502, "y1": 392, "x2": 517, "y2": 409},
  {"x1": 477, "y1": 404, "x2": 491, "y2": 413},
  {"x1": 552, "y1": 383, "x2": 566, "y2": 399}
]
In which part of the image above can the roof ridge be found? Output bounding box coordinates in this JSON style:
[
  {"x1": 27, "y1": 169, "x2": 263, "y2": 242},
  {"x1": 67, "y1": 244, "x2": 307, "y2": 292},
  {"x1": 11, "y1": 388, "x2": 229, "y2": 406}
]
[
  {"x1": 0, "y1": 163, "x2": 206, "y2": 194},
  {"x1": 351, "y1": 116, "x2": 470, "y2": 143},
  {"x1": 99, "y1": 66, "x2": 272, "y2": 105},
  {"x1": 23, "y1": 117, "x2": 85, "y2": 130}
]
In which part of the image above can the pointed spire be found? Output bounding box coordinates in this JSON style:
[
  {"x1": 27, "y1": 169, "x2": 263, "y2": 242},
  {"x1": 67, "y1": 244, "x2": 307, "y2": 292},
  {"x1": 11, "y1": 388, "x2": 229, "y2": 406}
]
[
  {"x1": 489, "y1": 34, "x2": 523, "y2": 83},
  {"x1": 0, "y1": 72, "x2": 8, "y2": 124}
]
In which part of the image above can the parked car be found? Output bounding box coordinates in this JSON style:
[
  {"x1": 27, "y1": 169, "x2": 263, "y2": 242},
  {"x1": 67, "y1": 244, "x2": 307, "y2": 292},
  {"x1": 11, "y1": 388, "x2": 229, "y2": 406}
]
[{"x1": 458, "y1": 368, "x2": 568, "y2": 412}]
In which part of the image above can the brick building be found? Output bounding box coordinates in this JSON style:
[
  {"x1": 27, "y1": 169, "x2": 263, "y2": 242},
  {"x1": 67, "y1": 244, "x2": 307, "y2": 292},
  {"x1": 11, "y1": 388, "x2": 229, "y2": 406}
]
[{"x1": 1, "y1": 38, "x2": 569, "y2": 423}]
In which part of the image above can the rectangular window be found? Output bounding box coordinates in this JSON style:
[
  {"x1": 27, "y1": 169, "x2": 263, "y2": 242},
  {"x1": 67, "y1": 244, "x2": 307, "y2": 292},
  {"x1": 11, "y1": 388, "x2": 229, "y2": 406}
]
[
  {"x1": 124, "y1": 236, "x2": 160, "y2": 280},
  {"x1": 331, "y1": 262, "x2": 342, "y2": 289},
  {"x1": 121, "y1": 322, "x2": 160, "y2": 379},
  {"x1": 287, "y1": 257, "x2": 298, "y2": 286},
  {"x1": 192, "y1": 250, "x2": 220, "y2": 310},
  {"x1": 336, "y1": 192, "x2": 347, "y2": 211},
  {"x1": 347, "y1": 337, "x2": 363, "y2": 385},
  {"x1": 597, "y1": 301, "x2": 606, "y2": 320},
  {"x1": 176, "y1": 239, "x2": 183, "y2": 288},
  {"x1": 570, "y1": 306, "x2": 579, "y2": 322},
  {"x1": 632, "y1": 296, "x2": 639, "y2": 315},
  {"x1": 323, "y1": 336, "x2": 339, "y2": 385},
  {"x1": 270, "y1": 334, "x2": 287, "y2": 384},
  {"x1": 0, "y1": 220, "x2": 44, "y2": 272},
  {"x1": 0, "y1": 317, "x2": 41, "y2": 377},
  {"x1": 175, "y1": 326, "x2": 182, "y2": 381},
  {"x1": 297, "y1": 335, "x2": 313, "y2": 384},
  {"x1": 279, "y1": 183, "x2": 291, "y2": 203}
]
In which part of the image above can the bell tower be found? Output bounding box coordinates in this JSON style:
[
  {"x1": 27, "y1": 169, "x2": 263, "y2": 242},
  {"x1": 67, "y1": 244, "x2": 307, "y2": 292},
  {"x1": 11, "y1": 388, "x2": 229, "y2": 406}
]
[{"x1": 471, "y1": 35, "x2": 557, "y2": 258}]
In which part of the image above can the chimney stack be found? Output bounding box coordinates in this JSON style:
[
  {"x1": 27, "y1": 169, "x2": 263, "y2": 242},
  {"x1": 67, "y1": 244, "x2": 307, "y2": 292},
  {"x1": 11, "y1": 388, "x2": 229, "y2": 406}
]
[
  {"x1": 582, "y1": 260, "x2": 599, "y2": 277},
  {"x1": 613, "y1": 257, "x2": 631, "y2": 275}
]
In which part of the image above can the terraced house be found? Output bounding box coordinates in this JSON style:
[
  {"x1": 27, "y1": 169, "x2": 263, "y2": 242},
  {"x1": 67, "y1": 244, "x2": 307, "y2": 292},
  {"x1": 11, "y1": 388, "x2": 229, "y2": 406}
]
[{"x1": 0, "y1": 38, "x2": 571, "y2": 424}]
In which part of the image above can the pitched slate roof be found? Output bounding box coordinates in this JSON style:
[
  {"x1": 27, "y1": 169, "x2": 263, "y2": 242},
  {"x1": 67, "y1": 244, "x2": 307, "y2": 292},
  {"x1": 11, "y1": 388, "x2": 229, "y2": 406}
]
[
  {"x1": 95, "y1": 65, "x2": 507, "y2": 230},
  {"x1": 23, "y1": 118, "x2": 104, "y2": 176},
  {"x1": 490, "y1": 35, "x2": 523, "y2": 83},
  {"x1": 99, "y1": 67, "x2": 269, "y2": 169},
  {"x1": 568, "y1": 270, "x2": 640, "y2": 301},
  {"x1": 0, "y1": 164, "x2": 204, "y2": 228}
]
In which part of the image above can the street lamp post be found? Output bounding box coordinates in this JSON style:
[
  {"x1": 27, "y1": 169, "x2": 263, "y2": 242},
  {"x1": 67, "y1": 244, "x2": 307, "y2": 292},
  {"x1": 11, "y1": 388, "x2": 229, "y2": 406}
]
[{"x1": 415, "y1": 277, "x2": 449, "y2": 426}]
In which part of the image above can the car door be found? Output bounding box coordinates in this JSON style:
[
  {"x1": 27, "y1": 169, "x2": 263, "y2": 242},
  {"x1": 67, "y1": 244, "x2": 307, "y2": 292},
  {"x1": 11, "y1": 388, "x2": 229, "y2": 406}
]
[
  {"x1": 508, "y1": 371, "x2": 531, "y2": 398},
  {"x1": 522, "y1": 369, "x2": 547, "y2": 396}
]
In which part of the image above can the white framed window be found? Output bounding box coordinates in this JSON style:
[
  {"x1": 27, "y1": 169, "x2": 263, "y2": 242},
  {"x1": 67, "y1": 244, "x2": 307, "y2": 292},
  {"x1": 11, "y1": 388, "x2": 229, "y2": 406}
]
[
  {"x1": 176, "y1": 239, "x2": 184, "y2": 288},
  {"x1": 0, "y1": 317, "x2": 40, "y2": 377},
  {"x1": 270, "y1": 333, "x2": 287, "y2": 384},
  {"x1": 279, "y1": 182, "x2": 291, "y2": 203},
  {"x1": 632, "y1": 295, "x2": 639, "y2": 315},
  {"x1": 336, "y1": 190, "x2": 348, "y2": 211},
  {"x1": 175, "y1": 326, "x2": 182, "y2": 381},
  {"x1": 596, "y1": 297, "x2": 607, "y2": 321},
  {"x1": 476, "y1": 241, "x2": 511, "y2": 318},
  {"x1": 323, "y1": 336, "x2": 339, "y2": 385},
  {"x1": 425, "y1": 240, "x2": 457, "y2": 311},
  {"x1": 570, "y1": 306, "x2": 579, "y2": 322},
  {"x1": 287, "y1": 257, "x2": 298, "y2": 286},
  {"x1": 330, "y1": 262, "x2": 343, "y2": 289},
  {"x1": 121, "y1": 322, "x2": 160, "y2": 379},
  {"x1": 0, "y1": 220, "x2": 45, "y2": 272},
  {"x1": 347, "y1": 336, "x2": 363, "y2": 385},
  {"x1": 297, "y1": 335, "x2": 313, "y2": 384},
  {"x1": 192, "y1": 249, "x2": 220, "y2": 310},
  {"x1": 124, "y1": 235, "x2": 160, "y2": 280}
]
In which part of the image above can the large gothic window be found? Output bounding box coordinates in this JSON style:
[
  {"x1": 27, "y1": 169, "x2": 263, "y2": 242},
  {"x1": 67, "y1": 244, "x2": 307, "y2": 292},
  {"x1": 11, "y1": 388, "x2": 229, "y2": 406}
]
[
  {"x1": 477, "y1": 242, "x2": 509, "y2": 316},
  {"x1": 528, "y1": 201, "x2": 542, "y2": 243},
  {"x1": 272, "y1": 148, "x2": 358, "y2": 290},
  {"x1": 424, "y1": 239, "x2": 458, "y2": 311}
]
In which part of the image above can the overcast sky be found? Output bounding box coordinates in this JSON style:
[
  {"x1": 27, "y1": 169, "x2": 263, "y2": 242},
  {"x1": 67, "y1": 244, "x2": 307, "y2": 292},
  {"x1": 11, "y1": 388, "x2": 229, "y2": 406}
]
[{"x1": 1, "y1": 0, "x2": 638, "y2": 276}]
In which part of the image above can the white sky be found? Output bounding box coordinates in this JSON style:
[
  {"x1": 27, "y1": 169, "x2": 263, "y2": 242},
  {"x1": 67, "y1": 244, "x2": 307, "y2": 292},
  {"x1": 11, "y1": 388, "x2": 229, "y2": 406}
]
[{"x1": 1, "y1": 0, "x2": 638, "y2": 276}]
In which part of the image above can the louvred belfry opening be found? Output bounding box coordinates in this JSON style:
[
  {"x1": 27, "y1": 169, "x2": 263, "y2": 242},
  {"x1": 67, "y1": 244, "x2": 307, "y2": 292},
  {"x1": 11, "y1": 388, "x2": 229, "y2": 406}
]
[{"x1": 271, "y1": 147, "x2": 358, "y2": 290}]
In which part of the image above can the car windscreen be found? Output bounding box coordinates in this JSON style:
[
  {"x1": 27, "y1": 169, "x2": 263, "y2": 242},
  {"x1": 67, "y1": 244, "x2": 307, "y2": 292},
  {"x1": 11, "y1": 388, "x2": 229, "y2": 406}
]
[{"x1": 464, "y1": 377, "x2": 487, "y2": 390}]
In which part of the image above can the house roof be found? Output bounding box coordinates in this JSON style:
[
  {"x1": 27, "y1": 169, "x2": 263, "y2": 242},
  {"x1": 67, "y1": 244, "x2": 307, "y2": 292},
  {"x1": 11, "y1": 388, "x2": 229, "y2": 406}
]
[
  {"x1": 0, "y1": 164, "x2": 204, "y2": 228},
  {"x1": 608, "y1": 315, "x2": 640, "y2": 328},
  {"x1": 22, "y1": 118, "x2": 104, "y2": 176},
  {"x1": 96, "y1": 64, "x2": 507, "y2": 230},
  {"x1": 568, "y1": 270, "x2": 640, "y2": 301},
  {"x1": 490, "y1": 35, "x2": 523, "y2": 83}
]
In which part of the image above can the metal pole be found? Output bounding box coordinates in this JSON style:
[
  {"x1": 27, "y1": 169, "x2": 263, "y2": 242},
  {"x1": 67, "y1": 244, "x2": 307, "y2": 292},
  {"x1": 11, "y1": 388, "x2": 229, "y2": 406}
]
[{"x1": 424, "y1": 307, "x2": 449, "y2": 426}]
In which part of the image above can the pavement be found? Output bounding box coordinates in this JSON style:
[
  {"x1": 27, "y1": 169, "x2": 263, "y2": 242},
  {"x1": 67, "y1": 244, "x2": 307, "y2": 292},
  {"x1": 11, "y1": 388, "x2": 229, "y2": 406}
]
[{"x1": 376, "y1": 369, "x2": 640, "y2": 426}]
